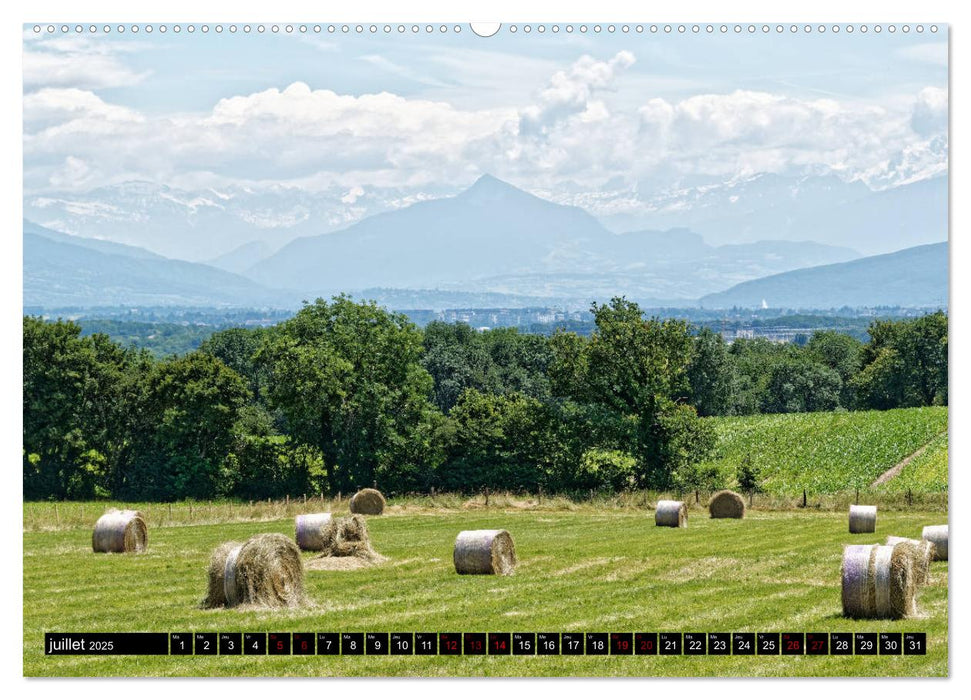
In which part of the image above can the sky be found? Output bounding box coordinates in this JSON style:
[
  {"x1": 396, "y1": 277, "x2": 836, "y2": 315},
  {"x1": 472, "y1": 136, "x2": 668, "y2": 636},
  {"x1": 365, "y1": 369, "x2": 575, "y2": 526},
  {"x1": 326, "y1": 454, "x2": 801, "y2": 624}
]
[{"x1": 22, "y1": 23, "x2": 948, "y2": 240}]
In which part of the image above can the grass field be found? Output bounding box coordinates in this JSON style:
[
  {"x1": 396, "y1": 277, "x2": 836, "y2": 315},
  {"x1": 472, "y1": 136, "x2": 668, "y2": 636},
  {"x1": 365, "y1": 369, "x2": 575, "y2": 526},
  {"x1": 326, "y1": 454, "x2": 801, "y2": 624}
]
[
  {"x1": 699, "y1": 406, "x2": 948, "y2": 494},
  {"x1": 23, "y1": 506, "x2": 948, "y2": 677}
]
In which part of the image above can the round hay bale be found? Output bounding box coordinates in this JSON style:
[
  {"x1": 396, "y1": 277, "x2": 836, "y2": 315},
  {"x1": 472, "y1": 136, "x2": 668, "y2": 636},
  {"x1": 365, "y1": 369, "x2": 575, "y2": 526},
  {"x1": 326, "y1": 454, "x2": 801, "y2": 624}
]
[
  {"x1": 202, "y1": 541, "x2": 243, "y2": 608},
  {"x1": 841, "y1": 542, "x2": 918, "y2": 619},
  {"x1": 709, "y1": 490, "x2": 745, "y2": 519},
  {"x1": 655, "y1": 500, "x2": 687, "y2": 528},
  {"x1": 206, "y1": 533, "x2": 306, "y2": 609},
  {"x1": 349, "y1": 488, "x2": 386, "y2": 515},
  {"x1": 453, "y1": 529, "x2": 517, "y2": 575},
  {"x1": 922, "y1": 525, "x2": 948, "y2": 561},
  {"x1": 886, "y1": 536, "x2": 934, "y2": 586},
  {"x1": 92, "y1": 509, "x2": 147, "y2": 553},
  {"x1": 316, "y1": 514, "x2": 380, "y2": 560},
  {"x1": 848, "y1": 505, "x2": 877, "y2": 534},
  {"x1": 295, "y1": 513, "x2": 333, "y2": 551}
]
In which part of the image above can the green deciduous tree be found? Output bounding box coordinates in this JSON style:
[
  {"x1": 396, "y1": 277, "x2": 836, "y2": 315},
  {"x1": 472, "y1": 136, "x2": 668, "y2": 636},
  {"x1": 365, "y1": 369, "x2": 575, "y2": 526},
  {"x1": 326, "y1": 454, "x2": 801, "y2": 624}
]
[
  {"x1": 549, "y1": 298, "x2": 714, "y2": 489},
  {"x1": 687, "y1": 328, "x2": 738, "y2": 416},
  {"x1": 762, "y1": 360, "x2": 842, "y2": 414},
  {"x1": 852, "y1": 312, "x2": 948, "y2": 409},
  {"x1": 118, "y1": 352, "x2": 249, "y2": 500},
  {"x1": 262, "y1": 296, "x2": 438, "y2": 494}
]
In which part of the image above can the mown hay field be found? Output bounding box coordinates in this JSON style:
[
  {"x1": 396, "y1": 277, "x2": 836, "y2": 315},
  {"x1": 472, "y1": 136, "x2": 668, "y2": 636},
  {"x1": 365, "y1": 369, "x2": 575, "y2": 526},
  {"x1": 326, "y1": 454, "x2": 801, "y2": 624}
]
[
  {"x1": 698, "y1": 406, "x2": 948, "y2": 494},
  {"x1": 23, "y1": 507, "x2": 947, "y2": 677}
]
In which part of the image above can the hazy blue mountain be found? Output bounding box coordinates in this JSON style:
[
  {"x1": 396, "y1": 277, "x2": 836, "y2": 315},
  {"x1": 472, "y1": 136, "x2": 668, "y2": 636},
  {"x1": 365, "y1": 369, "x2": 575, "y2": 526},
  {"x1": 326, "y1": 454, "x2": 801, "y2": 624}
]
[
  {"x1": 600, "y1": 174, "x2": 946, "y2": 255},
  {"x1": 206, "y1": 240, "x2": 274, "y2": 274},
  {"x1": 24, "y1": 219, "x2": 164, "y2": 260},
  {"x1": 699, "y1": 243, "x2": 948, "y2": 309},
  {"x1": 247, "y1": 175, "x2": 613, "y2": 290},
  {"x1": 24, "y1": 221, "x2": 293, "y2": 308},
  {"x1": 24, "y1": 180, "x2": 452, "y2": 262},
  {"x1": 248, "y1": 175, "x2": 859, "y2": 302}
]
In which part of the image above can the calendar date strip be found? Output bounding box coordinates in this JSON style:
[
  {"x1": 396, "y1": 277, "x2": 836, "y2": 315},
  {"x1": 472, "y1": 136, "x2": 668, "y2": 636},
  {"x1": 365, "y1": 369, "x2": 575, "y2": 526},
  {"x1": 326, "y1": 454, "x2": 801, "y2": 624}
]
[{"x1": 45, "y1": 631, "x2": 927, "y2": 656}]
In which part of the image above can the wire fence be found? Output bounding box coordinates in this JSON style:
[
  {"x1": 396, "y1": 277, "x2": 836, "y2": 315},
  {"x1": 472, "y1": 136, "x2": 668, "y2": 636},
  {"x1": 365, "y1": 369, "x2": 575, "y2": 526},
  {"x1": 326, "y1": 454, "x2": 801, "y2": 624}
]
[{"x1": 22, "y1": 488, "x2": 948, "y2": 532}]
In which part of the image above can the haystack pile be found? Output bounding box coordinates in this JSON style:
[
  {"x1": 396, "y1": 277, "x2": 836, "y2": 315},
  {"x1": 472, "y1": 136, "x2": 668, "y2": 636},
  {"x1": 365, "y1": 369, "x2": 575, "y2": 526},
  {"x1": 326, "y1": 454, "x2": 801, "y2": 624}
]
[
  {"x1": 295, "y1": 513, "x2": 333, "y2": 551},
  {"x1": 92, "y1": 509, "x2": 148, "y2": 553},
  {"x1": 655, "y1": 500, "x2": 687, "y2": 528},
  {"x1": 349, "y1": 488, "x2": 386, "y2": 515},
  {"x1": 315, "y1": 514, "x2": 382, "y2": 561},
  {"x1": 453, "y1": 529, "x2": 517, "y2": 575},
  {"x1": 922, "y1": 525, "x2": 948, "y2": 561},
  {"x1": 849, "y1": 505, "x2": 877, "y2": 533},
  {"x1": 203, "y1": 533, "x2": 305, "y2": 609},
  {"x1": 841, "y1": 541, "x2": 921, "y2": 619},
  {"x1": 709, "y1": 490, "x2": 745, "y2": 519}
]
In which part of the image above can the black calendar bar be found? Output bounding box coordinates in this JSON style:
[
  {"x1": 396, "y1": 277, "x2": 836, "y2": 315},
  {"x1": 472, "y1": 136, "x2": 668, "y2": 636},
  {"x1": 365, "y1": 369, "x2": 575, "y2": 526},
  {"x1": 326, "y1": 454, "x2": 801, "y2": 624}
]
[
  {"x1": 44, "y1": 632, "x2": 930, "y2": 656},
  {"x1": 45, "y1": 633, "x2": 169, "y2": 655}
]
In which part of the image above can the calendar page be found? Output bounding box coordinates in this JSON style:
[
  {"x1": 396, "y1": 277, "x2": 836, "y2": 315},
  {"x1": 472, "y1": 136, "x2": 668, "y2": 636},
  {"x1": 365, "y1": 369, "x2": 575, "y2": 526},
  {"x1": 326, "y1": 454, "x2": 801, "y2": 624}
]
[{"x1": 22, "y1": 20, "x2": 948, "y2": 678}]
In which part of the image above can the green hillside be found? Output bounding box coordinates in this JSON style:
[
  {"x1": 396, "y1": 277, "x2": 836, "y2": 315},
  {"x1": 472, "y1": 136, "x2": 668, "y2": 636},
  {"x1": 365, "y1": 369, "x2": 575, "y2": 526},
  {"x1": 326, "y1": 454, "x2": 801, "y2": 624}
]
[{"x1": 699, "y1": 406, "x2": 948, "y2": 495}]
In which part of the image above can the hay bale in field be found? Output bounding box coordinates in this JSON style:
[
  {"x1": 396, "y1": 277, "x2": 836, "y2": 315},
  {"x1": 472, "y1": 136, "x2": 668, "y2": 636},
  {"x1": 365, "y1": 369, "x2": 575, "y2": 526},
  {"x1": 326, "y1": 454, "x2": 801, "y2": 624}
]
[
  {"x1": 655, "y1": 500, "x2": 687, "y2": 528},
  {"x1": 841, "y1": 542, "x2": 919, "y2": 619},
  {"x1": 848, "y1": 505, "x2": 877, "y2": 533},
  {"x1": 295, "y1": 513, "x2": 332, "y2": 551},
  {"x1": 349, "y1": 488, "x2": 386, "y2": 515},
  {"x1": 922, "y1": 525, "x2": 948, "y2": 561},
  {"x1": 203, "y1": 533, "x2": 305, "y2": 609},
  {"x1": 886, "y1": 536, "x2": 934, "y2": 586},
  {"x1": 453, "y1": 529, "x2": 517, "y2": 575},
  {"x1": 315, "y1": 514, "x2": 383, "y2": 561},
  {"x1": 92, "y1": 509, "x2": 147, "y2": 553},
  {"x1": 709, "y1": 490, "x2": 745, "y2": 519},
  {"x1": 203, "y1": 541, "x2": 243, "y2": 608}
]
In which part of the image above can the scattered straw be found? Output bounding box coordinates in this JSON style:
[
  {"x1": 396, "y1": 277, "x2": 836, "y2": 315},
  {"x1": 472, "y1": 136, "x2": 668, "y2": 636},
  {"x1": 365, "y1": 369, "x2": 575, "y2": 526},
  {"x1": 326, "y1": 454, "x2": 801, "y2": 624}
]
[{"x1": 312, "y1": 514, "x2": 386, "y2": 564}]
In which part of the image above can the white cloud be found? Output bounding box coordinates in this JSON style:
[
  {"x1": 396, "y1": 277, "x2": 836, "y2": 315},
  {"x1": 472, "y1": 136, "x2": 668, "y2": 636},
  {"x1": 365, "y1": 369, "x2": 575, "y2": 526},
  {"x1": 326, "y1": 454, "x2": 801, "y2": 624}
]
[
  {"x1": 912, "y1": 86, "x2": 948, "y2": 136},
  {"x1": 23, "y1": 36, "x2": 149, "y2": 89},
  {"x1": 341, "y1": 186, "x2": 365, "y2": 204},
  {"x1": 22, "y1": 50, "x2": 948, "y2": 216}
]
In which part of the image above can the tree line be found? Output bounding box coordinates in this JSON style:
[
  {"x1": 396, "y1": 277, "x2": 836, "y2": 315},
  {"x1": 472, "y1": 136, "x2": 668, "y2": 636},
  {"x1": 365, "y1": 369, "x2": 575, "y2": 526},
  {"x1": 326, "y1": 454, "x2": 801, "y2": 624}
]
[{"x1": 23, "y1": 297, "x2": 947, "y2": 501}]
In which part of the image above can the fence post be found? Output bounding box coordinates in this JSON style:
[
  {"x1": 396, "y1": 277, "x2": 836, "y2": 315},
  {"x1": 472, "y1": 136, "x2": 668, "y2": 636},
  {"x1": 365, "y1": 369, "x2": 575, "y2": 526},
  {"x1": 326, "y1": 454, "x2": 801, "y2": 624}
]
[
  {"x1": 749, "y1": 491, "x2": 753, "y2": 508},
  {"x1": 695, "y1": 489, "x2": 700, "y2": 504},
  {"x1": 485, "y1": 487, "x2": 490, "y2": 506},
  {"x1": 802, "y1": 490, "x2": 807, "y2": 508}
]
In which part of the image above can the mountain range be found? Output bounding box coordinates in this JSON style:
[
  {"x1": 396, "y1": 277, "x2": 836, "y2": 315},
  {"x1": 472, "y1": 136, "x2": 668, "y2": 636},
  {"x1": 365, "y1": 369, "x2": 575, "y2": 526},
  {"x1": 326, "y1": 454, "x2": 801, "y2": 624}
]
[
  {"x1": 22, "y1": 175, "x2": 948, "y2": 311},
  {"x1": 24, "y1": 173, "x2": 947, "y2": 263},
  {"x1": 245, "y1": 175, "x2": 861, "y2": 302},
  {"x1": 699, "y1": 243, "x2": 948, "y2": 309},
  {"x1": 598, "y1": 174, "x2": 947, "y2": 254},
  {"x1": 23, "y1": 221, "x2": 294, "y2": 308}
]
